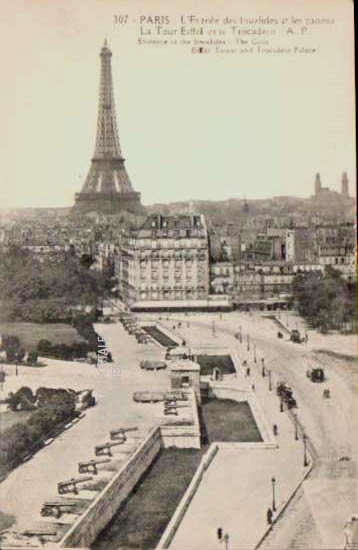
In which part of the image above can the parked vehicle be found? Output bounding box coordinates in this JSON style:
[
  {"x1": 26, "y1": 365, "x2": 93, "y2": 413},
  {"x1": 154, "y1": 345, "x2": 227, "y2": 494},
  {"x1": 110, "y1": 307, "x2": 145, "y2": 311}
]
[
  {"x1": 290, "y1": 329, "x2": 303, "y2": 343},
  {"x1": 306, "y1": 367, "x2": 325, "y2": 382},
  {"x1": 276, "y1": 382, "x2": 297, "y2": 408}
]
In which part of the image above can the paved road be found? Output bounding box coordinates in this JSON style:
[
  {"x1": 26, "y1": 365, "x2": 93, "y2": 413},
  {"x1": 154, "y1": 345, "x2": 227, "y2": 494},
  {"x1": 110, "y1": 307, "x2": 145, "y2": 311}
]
[{"x1": 159, "y1": 312, "x2": 358, "y2": 549}]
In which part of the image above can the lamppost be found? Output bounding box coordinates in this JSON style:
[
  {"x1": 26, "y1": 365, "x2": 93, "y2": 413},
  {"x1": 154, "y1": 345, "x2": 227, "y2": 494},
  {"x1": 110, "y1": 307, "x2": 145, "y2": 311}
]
[
  {"x1": 271, "y1": 477, "x2": 276, "y2": 512},
  {"x1": 294, "y1": 414, "x2": 299, "y2": 440},
  {"x1": 247, "y1": 334, "x2": 250, "y2": 351},
  {"x1": 261, "y1": 358, "x2": 265, "y2": 377},
  {"x1": 254, "y1": 344, "x2": 257, "y2": 363},
  {"x1": 303, "y1": 433, "x2": 309, "y2": 467},
  {"x1": 268, "y1": 369, "x2": 272, "y2": 391},
  {"x1": 212, "y1": 320, "x2": 216, "y2": 337},
  {"x1": 280, "y1": 394, "x2": 284, "y2": 412},
  {"x1": 218, "y1": 530, "x2": 230, "y2": 550}
]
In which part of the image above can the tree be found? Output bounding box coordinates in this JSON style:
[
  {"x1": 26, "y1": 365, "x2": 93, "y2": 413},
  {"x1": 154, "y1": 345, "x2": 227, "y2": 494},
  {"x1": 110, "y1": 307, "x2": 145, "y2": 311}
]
[
  {"x1": 27, "y1": 351, "x2": 38, "y2": 365},
  {"x1": 37, "y1": 339, "x2": 52, "y2": 354},
  {"x1": 2, "y1": 335, "x2": 22, "y2": 362},
  {"x1": 292, "y1": 267, "x2": 356, "y2": 332}
]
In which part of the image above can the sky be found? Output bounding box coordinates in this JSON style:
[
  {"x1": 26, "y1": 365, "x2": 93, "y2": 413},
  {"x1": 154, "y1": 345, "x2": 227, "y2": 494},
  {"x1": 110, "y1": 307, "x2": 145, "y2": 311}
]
[{"x1": 1, "y1": 0, "x2": 356, "y2": 208}]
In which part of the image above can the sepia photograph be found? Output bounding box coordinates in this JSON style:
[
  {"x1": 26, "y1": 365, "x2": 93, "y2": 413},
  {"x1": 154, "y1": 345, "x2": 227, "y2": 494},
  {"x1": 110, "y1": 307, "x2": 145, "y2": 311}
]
[{"x1": 0, "y1": 1, "x2": 356, "y2": 549}]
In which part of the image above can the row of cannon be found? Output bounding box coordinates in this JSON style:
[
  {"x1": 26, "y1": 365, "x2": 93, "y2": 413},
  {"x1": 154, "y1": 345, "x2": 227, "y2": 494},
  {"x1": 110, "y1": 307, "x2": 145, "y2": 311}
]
[{"x1": 40, "y1": 426, "x2": 138, "y2": 519}]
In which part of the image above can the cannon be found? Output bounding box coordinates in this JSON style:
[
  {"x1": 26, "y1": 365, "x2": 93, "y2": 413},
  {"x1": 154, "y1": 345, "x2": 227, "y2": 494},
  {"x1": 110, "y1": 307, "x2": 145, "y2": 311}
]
[
  {"x1": 110, "y1": 426, "x2": 138, "y2": 442},
  {"x1": 164, "y1": 400, "x2": 178, "y2": 407},
  {"x1": 57, "y1": 476, "x2": 93, "y2": 495},
  {"x1": 23, "y1": 527, "x2": 57, "y2": 539},
  {"x1": 41, "y1": 501, "x2": 77, "y2": 519},
  {"x1": 95, "y1": 440, "x2": 125, "y2": 457},
  {"x1": 164, "y1": 403, "x2": 189, "y2": 409},
  {"x1": 78, "y1": 458, "x2": 111, "y2": 475},
  {"x1": 164, "y1": 408, "x2": 178, "y2": 416}
]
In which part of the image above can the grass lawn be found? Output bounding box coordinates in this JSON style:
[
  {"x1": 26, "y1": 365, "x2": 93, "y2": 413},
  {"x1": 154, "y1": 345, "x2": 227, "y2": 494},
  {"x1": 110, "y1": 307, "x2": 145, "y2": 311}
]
[
  {"x1": 142, "y1": 326, "x2": 178, "y2": 348},
  {"x1": 93, "y1": 448, "x2": 203, "y2": 550},
  {"x1": 200, "y1": 398, "x2": 262, "y2": 443},
  {"x1": 0, "y1": 322, "x2": 85, "y2": 351},
  {"x1": 0, "y1": 410, "x2": 32, "y2": 432},
  {"x1": 196, "y1": 354, "x2": 236, "y2": 376}
]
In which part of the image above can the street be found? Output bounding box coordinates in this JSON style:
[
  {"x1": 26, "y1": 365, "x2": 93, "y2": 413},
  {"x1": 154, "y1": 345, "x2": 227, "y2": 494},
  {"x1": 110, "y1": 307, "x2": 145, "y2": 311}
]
[{"x1": 157, "y1": 311, "x2": 358, "y2": 549}]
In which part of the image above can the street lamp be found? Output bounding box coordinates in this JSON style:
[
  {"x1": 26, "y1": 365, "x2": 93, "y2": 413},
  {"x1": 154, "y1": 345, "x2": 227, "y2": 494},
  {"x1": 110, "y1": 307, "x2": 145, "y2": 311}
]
[
  {"x1": 303, "y1": 433, "x2": 309, "y2": 467},
  {"x1": 254, "y1": 344, "x2": 257, "y2": 363},
  {"x1": 212, "y1": 320, "x2": 216, "y2": 337},
  {"x1": 294, "y1": 414, "x2": 299, "y2": 440},
  {"x1": 247, "y1": 334, "x2": 250, "y2": 351},
  {"x1": 271, "y1": 477, "x2": 276, "y2": 512},
  {"x1": 268, "y1": 369, "x2": 272, "y2": 391},
  {"x1": 261, "y1": 358, "x2": 265, "y2": 377},
  {"x1": 218, "y1": 530, "x2": 230, "y2": 550}
]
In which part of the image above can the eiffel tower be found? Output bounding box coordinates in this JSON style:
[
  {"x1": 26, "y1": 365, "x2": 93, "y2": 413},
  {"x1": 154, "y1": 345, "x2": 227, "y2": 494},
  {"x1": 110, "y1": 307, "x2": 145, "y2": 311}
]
[{"x1": 73, "y1": 41, "x2": 145, "y2": 215}]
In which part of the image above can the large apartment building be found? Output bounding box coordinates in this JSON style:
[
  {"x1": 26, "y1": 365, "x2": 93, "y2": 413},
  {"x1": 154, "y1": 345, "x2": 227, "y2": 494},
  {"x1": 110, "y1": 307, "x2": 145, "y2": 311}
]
[{"x1": 119, "y1": 214, "x2": 210, "y2": 306}]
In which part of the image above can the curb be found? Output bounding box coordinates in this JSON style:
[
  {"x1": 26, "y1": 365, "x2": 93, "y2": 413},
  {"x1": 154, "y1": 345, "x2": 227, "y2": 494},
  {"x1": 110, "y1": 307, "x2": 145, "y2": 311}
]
[{"x1": 255, "y1": 412, "x2": 317, "y2": 549}]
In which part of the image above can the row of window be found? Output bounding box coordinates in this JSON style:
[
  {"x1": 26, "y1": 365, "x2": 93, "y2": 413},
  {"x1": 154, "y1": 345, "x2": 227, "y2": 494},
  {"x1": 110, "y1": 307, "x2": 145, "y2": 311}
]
[{"x1": 139, "y1": 290, "x2": 207, "y2": 300}]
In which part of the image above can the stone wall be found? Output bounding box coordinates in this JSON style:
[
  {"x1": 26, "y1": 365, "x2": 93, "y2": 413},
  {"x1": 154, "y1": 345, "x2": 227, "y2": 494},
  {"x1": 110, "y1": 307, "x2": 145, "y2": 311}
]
[
  {"x1": 59, "y1": 426, "x2": 162, "y2": 548},
  {"x1": 160, "y1": 390, "x2": 201, "y2": 449}
]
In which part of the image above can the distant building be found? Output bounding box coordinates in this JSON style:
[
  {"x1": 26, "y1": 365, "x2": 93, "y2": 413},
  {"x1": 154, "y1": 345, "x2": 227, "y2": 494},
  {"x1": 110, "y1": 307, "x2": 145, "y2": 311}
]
[
  {"x1": 341, "y1": 172, "x2": 349, "y2": 197},
  {"x1": 314, "y1": 172, "x2": 322, "y2": 196},
  {"x1": 118, "y1": 214, "x2": 210, "y2": 306},
  {"x1": 313, "y1": 171, "x2": 351, "y2": 199}
]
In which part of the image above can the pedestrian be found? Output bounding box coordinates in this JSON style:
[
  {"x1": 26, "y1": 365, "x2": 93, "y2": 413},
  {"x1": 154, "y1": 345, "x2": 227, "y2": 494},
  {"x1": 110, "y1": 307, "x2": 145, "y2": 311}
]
[
  {"x1": 252, "y1": 384, "x2": 255, "y2": 392},
  {"x1": 246, "y1": 367, "x2": 250, "y2": 376},
  {"x1": 217, "y1": 527, "x2": 223, "y2": 541},
  {"x1": 273, "y1": 423, "x2": 278, "y2": 436},
  {"x1": 267, "y1": 507, "x2": 273, "y2": 524}
]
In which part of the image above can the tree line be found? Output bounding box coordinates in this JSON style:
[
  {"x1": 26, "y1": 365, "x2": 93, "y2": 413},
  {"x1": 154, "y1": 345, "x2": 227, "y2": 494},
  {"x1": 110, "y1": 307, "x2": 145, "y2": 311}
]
[
  {"x1": 0, "y1": 247, "x2": 106, "y2": 323},
  {"x1": 292, "y1": 266, "x2": 356, "y2": 333}
]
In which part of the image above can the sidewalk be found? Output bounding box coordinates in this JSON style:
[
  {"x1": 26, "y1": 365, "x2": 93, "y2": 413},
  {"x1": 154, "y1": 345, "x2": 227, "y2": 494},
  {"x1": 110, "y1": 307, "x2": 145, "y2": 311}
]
[{"x1": 161, "y1": 316, "x2": 312, "y2": 549}]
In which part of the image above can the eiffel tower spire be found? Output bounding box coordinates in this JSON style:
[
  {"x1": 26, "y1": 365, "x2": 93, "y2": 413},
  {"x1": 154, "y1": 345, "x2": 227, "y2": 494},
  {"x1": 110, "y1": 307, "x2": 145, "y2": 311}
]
[{"x1": 74, "y1": 41, "x2": 145, "y2": 215}]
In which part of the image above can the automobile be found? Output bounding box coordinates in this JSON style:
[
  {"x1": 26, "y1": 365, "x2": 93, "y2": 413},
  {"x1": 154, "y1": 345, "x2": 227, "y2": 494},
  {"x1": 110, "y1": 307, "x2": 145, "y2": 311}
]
[
  {"x1": 276, "y1": 382, "x2": 297, "y2": 408},
  {"x1": 306, "y1": 367, "x2": 325, "y2": 382},
  {"x1": 290, "y1": 329, "x2": 303, "y2": 343}
]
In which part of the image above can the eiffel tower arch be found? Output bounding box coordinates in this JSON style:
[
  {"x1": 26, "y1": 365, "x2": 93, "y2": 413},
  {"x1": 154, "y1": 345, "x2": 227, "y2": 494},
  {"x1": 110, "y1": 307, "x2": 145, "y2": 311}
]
[{"x1": 73, "y1": 41, "x2": 145, "y2": 216}]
